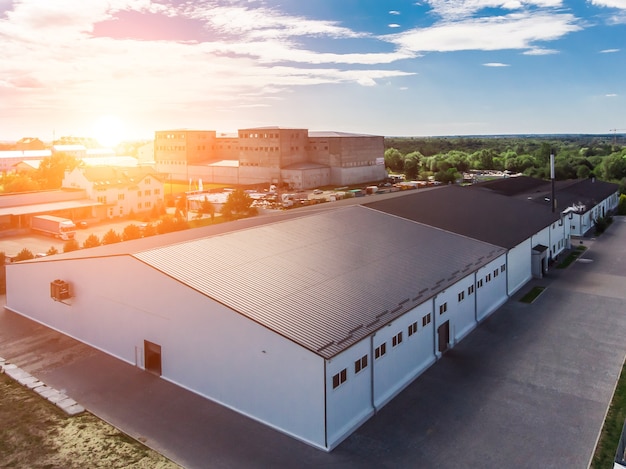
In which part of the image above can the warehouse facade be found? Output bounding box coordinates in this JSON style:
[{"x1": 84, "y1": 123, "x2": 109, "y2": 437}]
[{"x1": 5, "y1": 183, "x2": 586, "y2": 450}]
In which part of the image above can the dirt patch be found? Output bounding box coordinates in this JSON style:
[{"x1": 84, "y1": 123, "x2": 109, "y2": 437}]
[{"x1": 0, "y1": 372, "x2": 181, "y2": 468}]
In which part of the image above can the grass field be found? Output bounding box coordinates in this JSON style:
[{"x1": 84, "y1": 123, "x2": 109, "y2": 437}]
[
  {"x1": 0, "y1": 372, "x2": 181, "y2": 468},
  {"x1": 591, "y1": 361, "x2": 626, "y2": 468}
]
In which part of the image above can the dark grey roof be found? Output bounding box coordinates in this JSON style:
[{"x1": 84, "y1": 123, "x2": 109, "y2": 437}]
[
  {"x1": 471, "y1": 176, "x2": 547, "y2": 196},
  {"x1": 134, "y1": 205, "x2": 505, "y2": 359},
  {"x1": 365, "y1": 185, "x2": 561, "y2": 249},
  {"x1": 471, "y1": 176, "x2": 618, "y2": 214}
]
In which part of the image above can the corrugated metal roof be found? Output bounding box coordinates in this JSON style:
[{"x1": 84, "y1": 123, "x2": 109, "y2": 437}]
[{"x1": 134, "y1": 205, "x2": 505, "y2": 359}]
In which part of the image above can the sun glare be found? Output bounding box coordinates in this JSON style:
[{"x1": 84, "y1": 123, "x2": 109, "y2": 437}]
[{"x1": 92, "y1": 115, "x2": 125, "y2": 148}]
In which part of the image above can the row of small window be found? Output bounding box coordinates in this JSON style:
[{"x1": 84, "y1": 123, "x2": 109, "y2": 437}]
[
  {"x1": 341, "y1": 161, "x2": 376, "y2": 168},
  {"x1": 107, "y1": 189, "x2": 161, "y2": 201},
  {"x1": 157, "y1": 146, "x2": 186, "y2": 151},
  {"x1": 159, "y1": 134, "x2": 186, "y2": 139},
  {"x1": 552, "y1": 239, "x2": 564, "y2": 254},
  {"x1": 242, "y1": 146, "x2": 281, "y2": 152},
  {"x1": 455, "y1": 264, "x2": 506, "y2": 302},
  {"x1": 332, "y1": 314, "x2": 433, "y2": 389},
  {"x1": 98, "y1": 197, "x2": 155, "y2": 209},
  {"x1": 240, "y1": 132, "x2": 304, "y2": 139},
  {"x1": 332, "y1": 354, "x2": 368, "y2": 388}
]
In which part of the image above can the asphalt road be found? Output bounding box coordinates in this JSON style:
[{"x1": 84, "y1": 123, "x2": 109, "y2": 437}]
[{"x1": 1, "y1": 218, "x2": 626, "y2": 468}]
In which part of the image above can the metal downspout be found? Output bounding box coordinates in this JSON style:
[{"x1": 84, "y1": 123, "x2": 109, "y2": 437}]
[
  {"x1": 433, "y1": 295, "x2": 438, "y2": 358},
  {"x1": 505, "y1": 251, "x2": 510, "y2": 298},
  {"x1": 370, "y1": 334, "x2": 376, "y2": 412},
  {"x1": 323, "y1": 360, "x2": 328, "y2": 449},
  {"x1": 474, "y1": 270, "x2": 479, "y2": 322}
]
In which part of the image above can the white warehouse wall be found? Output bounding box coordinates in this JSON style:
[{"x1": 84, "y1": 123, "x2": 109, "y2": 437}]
[
  {"x1": 6, "y1": 257, "x2": 327, "y2": 449},
  {"x1": 506, "y1": 240, "x2": 532, "y2": 296},
  {"x1": 475, "y1": 254, "x2": 509, "y2": 322},
  {"x1": 325, "y1": 339, "x2": 374, "y2": 449},
  {"x1": 372, "y1": 301, "x2": 435, "y2": 409},
  {"x1": 446, "y1": 274, "x2": 479, "y2": 343}
]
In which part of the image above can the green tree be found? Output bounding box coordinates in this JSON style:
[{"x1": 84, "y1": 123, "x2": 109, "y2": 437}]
[
  {"x1": 403, "y1": 151, "x2": 423, "y2": 180},
  {"x1": 175, "y1": 194, "x2": 188, "y2": 220},
  {"x1": 82, "y1": 234, "x2": 101, "y2": 248},
  {"x1": 35, "y1": 152, "x2": 80, "y2": 189},
  {"x1": 46, "y1": 246, "x2": 59, "y2": 256},
  {"x1": 597, "y1": 152, "x2": 626, "y2": 181},
  {"x1": 470, "y1": 149, "x2": 498, "y2": 170},
  {"x1": 1, "y1": 173, "x2": 40, "y2": 193},
  {"x1": 156, "y1": 215, "x2": 188, "y2": 234},
  {"x1": 122, "y1": 224, "x2": 142, "y2": 241},
  {"x1": 618, "y1": 194, "x2": 626, "y2": 215},
  {"x1": 63, "y1": 239, "x2": 80, "y2": 253},
  {"x1": 435, "y1": 168, "x2": 460, "y2": 184},
  {"x1": 384, "y1": 148, "x2": 404, "y2": 172},
  {"x1": 198, "y1": 196, "x2": 215, "y2": 220},
  {"x1": 14, "y1": 248, "x2": 35, "y2": 261},
  {"x1": 221, "y1": 189, "x2": 255, "y2": 220},
  {"x1": 102, "y1": 229, "x2": 122, "y2": 245}
]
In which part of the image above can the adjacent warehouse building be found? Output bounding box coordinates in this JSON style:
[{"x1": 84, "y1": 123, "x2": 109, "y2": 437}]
[
  {"x1": 155, "y1": 126, "x2": 386, "y2": 190},
  {"x1": 3, "y1": 180, "x2": 618, "y2": 451}
]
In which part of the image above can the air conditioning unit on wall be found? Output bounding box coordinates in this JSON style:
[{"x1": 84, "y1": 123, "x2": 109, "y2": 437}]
[{"x1": 50, "y1": 279, "x2": 71, "y2": 301}]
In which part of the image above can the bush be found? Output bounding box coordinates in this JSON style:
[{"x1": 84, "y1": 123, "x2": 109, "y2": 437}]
[
  {"x1": 102, "y1": 229, "x2": 122, "y2": 245},
  {"x1": 594, "y1": 215, "x2": 613, "y2": 235},
  {"x1": 14, "y1": 248, "x2": 35, "y2": 261},
  {"x1": 63, "y1": 239, "x2": 79, "y2": 253},
  {"x1": 618, "y1": 194, "x2": 626, "y2": 215},
  {"x1": 83, "y1": 234, "x2": 101, "y2": 248},
  {"x1": 122, "y1": 224, "x2": 142, "y2": 241},
  {"x1": 156, "y1": 216, "x2": 188, "y2": 234},
  {"x1": 46, "y1": 246, "x2": 59, "y2": 256}
]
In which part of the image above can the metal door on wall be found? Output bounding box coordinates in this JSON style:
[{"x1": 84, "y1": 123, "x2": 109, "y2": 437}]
[
  {"x1": 144, "y1": 340, "x2": 162, "y2": 376},
  {"x1": 438, "y1": 321, "x2": 450, "y2": 354}
]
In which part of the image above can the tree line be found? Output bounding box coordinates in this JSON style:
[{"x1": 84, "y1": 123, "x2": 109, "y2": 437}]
[{"x1": 384, "y1": 136, "x2": 626, "y2": 191}]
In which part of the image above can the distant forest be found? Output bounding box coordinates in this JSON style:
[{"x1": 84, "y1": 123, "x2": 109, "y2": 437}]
[{"x1": 384, "y1": 134, "x2": 626, "y2": 192}]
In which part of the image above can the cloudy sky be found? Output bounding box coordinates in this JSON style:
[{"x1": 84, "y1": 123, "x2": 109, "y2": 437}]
[{"x1": 0, "y1": 0, "x2": 624, "y2": 142}]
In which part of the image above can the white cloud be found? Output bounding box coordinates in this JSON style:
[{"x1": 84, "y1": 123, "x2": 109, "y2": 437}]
[
  {"x1": 385, "y1": 12, "x2": 581, "y2": 52},
  {"x1": 423, "y1": 0, "x2": 564, "y2": 21},
  {"x1": 588, "y1": 0, "x2": 626, "y2": 8},
  {"x1": 606, "y1": 93, "x2": 618, "y2": 97},
  {"x1": 483, "y1": 62, "x2": 510, "y2": 66},
  {"x1": 523, "y1": 47, "x2": 559, "y2": 55},
  {"x1": 600, "y1": 48, "x2": 620, "y2": 53},
  {"x1": 185, "y1": 4, "x2": 366, "y2": 40},
  {"x1": 389, "y1": 10, "x2": 401, "y2": 15},
  {"x1": 388, "y1": 23, "x2": 401, "y2": 28}
]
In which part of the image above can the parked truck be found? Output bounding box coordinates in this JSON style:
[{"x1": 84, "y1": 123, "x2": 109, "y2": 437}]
[{"x1": 31, "y1": 215, "x2": 76, "y2": 240}]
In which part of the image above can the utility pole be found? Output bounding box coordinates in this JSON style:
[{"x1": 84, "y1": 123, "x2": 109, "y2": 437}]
[{"x1": 609, "y1": 129, "x2": 626, "y2": 146}]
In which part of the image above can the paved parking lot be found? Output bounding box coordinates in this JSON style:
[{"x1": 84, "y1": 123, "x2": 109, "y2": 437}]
[{"x1": 1, "y1": 218, "x2": 626, "y2": 468}]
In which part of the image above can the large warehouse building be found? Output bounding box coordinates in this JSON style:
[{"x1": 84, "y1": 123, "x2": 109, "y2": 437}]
[{"x1": 4, "y1": 180, "x2": 618, "y2": 451}]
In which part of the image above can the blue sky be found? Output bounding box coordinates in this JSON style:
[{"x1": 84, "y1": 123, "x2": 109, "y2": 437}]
[{"x1": 0, "y1": 0, "x2": 624, "y2": 142}]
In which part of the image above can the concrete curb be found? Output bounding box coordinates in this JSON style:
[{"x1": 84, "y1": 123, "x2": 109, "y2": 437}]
[{"x1": 0, "y1": 356, "x2": 85, "y2": 416}]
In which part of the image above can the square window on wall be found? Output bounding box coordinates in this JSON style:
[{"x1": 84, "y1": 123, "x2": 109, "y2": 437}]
[{"x1": 354, "y1": 355, "x2": 368, "y2": 373}]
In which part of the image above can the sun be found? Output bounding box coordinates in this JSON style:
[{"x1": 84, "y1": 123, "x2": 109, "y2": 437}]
[{"x1": 92, "y1": 115, "x2": 125, "y2": 148}]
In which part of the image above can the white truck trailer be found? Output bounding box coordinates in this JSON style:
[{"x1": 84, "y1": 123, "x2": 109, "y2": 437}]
[{"x1": 31, "y1": 215, "x2": 76, "y2": 240}]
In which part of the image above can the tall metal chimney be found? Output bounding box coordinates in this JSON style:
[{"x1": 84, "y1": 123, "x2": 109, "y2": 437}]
[{"x1": 550, "y1": 151, "x2": 556, "y2": 213}]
